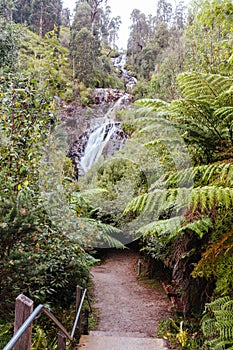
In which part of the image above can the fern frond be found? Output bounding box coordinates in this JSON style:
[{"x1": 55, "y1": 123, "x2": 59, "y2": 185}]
[
  {"x1": 202, "y1": 296, "x2": 233, "y2": 350},
  {"x1": 190, "y1": 186, "x2": 233, "y2": 212},
  {"x1": 215, "y1": 87, "x2": 233, "y2": 108},
  {"x1": 135, "y1": 98, "x2": 170, "y2": 112},
  {"x1": 177, "y1": 73, "x2": 233, "y2": 101},
  {"x1": 123, "y1": 193, "x2": 149, "y2": 215},
  {"x1": 178, "y1": 217, "x2": 213, "y2": 238},
  {"x1": 214, "y1": 107, "x2": 233, "y2": 126},
  {"x1": 138, "y1": 216, "x2": 181, "y2": 240}
]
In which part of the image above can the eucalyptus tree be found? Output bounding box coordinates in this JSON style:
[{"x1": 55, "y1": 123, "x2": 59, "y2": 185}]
[
  {"x1": 61, "y1": 7, "x2": 71, "y2": 27},
  {"x1": 0, "y1": 0, "x2": 15, "y2": 20},
  {"x1": 173, "y1": 1, "x2": 185, "y2": 30},
  {"x1": 99, "y1": 4, "x2": 121, "y2": 48},
  {"x1": 71, "y1": 27, "x2": 100, "y2": 85},
  {"x1": 127, "y1": 9, "x2": 150, "y2": 70},
  {"x1": 156, "y1": 0, "x2": 173, "y2": 24},
  {"x1": 184, "y1": 0, "x2": 233, "y2": 75},
  {"x1": 108, "y1": 15, "x2": 121, "y2": 49},
  {"x1": 30, "y1": 0, "x2": 62, "y2": 37},
  {"x1": 13, "y1": 0, "x2": 31, "y2": 24}
]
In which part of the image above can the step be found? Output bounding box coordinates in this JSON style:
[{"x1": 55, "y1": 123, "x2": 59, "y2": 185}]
[{"x1": 78, "y1": 334, "x2": 169, "y2": 350}]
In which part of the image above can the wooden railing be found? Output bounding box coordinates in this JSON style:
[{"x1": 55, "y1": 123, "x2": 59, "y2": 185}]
[{"x1": 3, "y1": 285, "x2": 91, "y2": 350}]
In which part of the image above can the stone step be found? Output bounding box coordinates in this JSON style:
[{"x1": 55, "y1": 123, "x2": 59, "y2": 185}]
[
  {"x1": 89, "y1": 330, "x2": 148, "y2": 338},
  {"x1": 78, "y1": 334, "x2": 169, "y2": 350}
]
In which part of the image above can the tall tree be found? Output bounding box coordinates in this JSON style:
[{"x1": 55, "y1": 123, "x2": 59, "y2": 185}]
[
  {"x1": 127, "y1": 9, "x2": 149, "y2": 59},
  {"x1": 13, "y1": 0, "x2": 31, "y2": 24},
  {"x1": 71, "y1": 1, "x2": 92, "y2": 34},
  {"x1": 156, "y1": 0, "x2": 173, "y2": 24},
  {"x1": 30, "y1": 0, "x2": 62, "y2": 37},
  {"x1": 184, "y1": 0, "x2": 233, "y2": 75},
  {"x1": 71, "y1": 27, "x2": 100, "y2": 85}
]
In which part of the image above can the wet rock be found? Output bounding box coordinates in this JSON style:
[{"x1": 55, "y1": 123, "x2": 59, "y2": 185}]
[{"x1": 93, "y1": 88, "x2": 133, "y2": 104}]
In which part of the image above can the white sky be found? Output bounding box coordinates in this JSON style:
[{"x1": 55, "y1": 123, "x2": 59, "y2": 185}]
[{"x1": 62, "y1": 0, "x2": 189, "y2": 49}]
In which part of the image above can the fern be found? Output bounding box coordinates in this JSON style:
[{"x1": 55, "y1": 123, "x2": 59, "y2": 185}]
[
  {"x1": 190, "y1": 186, "x2": 233, "y2": 212},
  {"x1": 137, "y1": 73, "x2": 233, "y2": 160},
  {"x1": 124, "y1": 184, "x2": 233, "y2": 219},
  {"x1": 165, "y1": 163, "x2": 233, "y2": 188},
  {"x1": 138, "y1": 216, "x2": 181, "y2": 240},
  {"x1": 135, "y1": 98, "x2": 170, "y2": 112},
  {"x1": 214, "y1": 106, "x2": 233, "y2": 128},
  {"x1": 202, "y1": 296, "x2": 233, "y2": 350},
  {"x1": 177, "y1": 73, "x2": 232, "y2": 101},
  {"x1": 178, "y1": 217, "x2": 213, "y2": 239}
]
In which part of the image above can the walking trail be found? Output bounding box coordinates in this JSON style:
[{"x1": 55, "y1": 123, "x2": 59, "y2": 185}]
[{"x1": 78, "y1": 249, "x2": 172, "y2": 349}]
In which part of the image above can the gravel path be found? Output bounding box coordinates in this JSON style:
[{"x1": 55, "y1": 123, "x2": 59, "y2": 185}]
[{"x1": 91, "y1": 249, "x2": 171, "y2": 337}]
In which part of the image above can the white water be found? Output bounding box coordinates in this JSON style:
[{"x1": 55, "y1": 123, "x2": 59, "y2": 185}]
[
  {"x1": 112, "y1": 54, "x2": 137, "y2": 84},
  {"x1": 80, "y1": 119, "x2": 118, "y2": 172},
  {"x1": 79, "y1": 55, "x2": 135, "y2": 173},
  {"x1": 80, "y1": 92, "x2": 130, "y2": 173}
]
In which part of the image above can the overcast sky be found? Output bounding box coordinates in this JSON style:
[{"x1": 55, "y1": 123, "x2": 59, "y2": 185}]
[{"x1": 62, "y1": 0, "x2": 189, "y2": 49}]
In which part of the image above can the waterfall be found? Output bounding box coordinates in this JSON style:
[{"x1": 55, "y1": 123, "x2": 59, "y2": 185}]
[
  {"x1": 80, "y1": 119, "x2": 117, "y2": 172},
  {"x1": 68, "y1": 54, "x2": 136, "y2": 176},
  {"x1": 111, "y1": 53, "x2": 137, "y2": 89},
  {"x1": 79, "y1": 94, "x2": 129, "y2": 173}
]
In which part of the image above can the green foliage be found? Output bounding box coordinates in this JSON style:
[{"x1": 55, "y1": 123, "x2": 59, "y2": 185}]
[
  {"x1": 137, "y1": 72, "x2": 233, "y2": 162},
  {"x1": 13, "y1": 0, "x2": 63, "y2": 38},
  {"x1": 201, "y1": 296, "x2": 233, "y2": 350},
  {"x1": 157, "y1": 316, "x2": 203, "y2": 349},
  {"x1": 192, "y1": 230, "x2": 233, "y2": 296},
  {"x1": 184, "y1": 0, "x2": 233, "y2": 76},
  {"x1": 0, "y1": 19, "x2": 20, "y2": 71},
  {"x1": 97, "y1": 157, "x2": 148, "y2": 199}
]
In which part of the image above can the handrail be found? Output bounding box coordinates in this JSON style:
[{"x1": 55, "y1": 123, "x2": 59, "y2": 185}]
[
  {"x1": 3, "y1": 288, "x2": 88, "y2": 350},
  {"x1": 71, "y1": 288, "x2": 87, "y2": 339}
]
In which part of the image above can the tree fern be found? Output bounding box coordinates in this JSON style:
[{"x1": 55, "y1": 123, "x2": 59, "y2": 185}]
[
  {"x1": 138, "y1": 216, "x2": 181, "y2": 240},
  {"x1": 138, "y1": 216, "x2": 212, "y2": 242},
  {"x1": 177, "y1": 217, "x2": 213, "y2": 239},
  {"x1": 165, "y1": 163, "x2": 233, "y2": 188},
  {"x1": 190, "y1": 186, "x2": 233, "y2": 212},
  {"x1": 124, "y1": 187, "x2": 189, "y2": 220},
  {"x1": 202, "y1": 296, "x2": 233, "y2": 350},
  {"x1": 124, "y1": 183, "x2": 233, "y2": 220},
  {"x1": 177, "y1": 73, "x2": 232, "y2": 101},
  {"x1": 137, "y1": 72, "x2": 233, "y2": 160},
  {"x1": 135, "y1": 98, "x2": 170, "y2": 113}
]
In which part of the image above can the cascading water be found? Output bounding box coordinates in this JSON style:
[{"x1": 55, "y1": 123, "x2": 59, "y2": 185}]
[
  {"x1": 80, "y1": 120, "x2": 119, "y2": 172},
  {"x1": 80, "y1": 95, "x2": 129, "y2": 173},
  {"x1": 111, "y1": 54, "x2": 137, "y2": 89},
  {"x1": 68, "y1": 54, "x2": 136, "y2": 176}
]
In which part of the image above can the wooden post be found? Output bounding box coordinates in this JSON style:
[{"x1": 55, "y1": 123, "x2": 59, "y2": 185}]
[
  {"x1": 83, "y1": 308, "x2": 89, "y2": 335},
  {"x1": 57, "y1": 331, "x2": 66, "y2": 350},
  {"x1": 75, "y1": 285, "x2": 83, "y2": 340},
  {"x1": 14, "y1": 294, "x2": 33, "y2": 350}
]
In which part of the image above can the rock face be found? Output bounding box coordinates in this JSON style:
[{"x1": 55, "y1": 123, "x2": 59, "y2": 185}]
[
  {"x1": 64, "y1": 91, "x2": 132, "y2": 177},
  {"x1": 68, "y1": 119, "x2": 127, "y2": 175},
  {"x1": 93, "y1": 88, "x2": 133, "y2": 104},
  {"x1": 111, "y1": 54, "x2": 137, "y2": 90}
]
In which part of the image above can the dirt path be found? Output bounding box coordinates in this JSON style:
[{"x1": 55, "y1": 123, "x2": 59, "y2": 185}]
[{"x1": 91, "y1": 249, "x2": 171, "y2": 338}]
